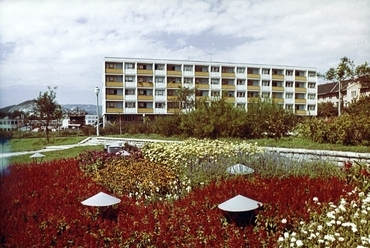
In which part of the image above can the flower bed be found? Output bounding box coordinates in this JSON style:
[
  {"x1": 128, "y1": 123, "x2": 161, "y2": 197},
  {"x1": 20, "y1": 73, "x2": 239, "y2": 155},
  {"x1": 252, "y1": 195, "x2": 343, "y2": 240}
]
[{"x1": 0, "y1": 140, "x2": 369, "y2": 247}]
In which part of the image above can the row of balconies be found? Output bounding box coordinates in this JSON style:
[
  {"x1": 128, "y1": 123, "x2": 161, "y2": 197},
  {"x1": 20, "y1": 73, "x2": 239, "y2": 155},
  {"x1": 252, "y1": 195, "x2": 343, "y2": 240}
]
[
  {"x1": 106, "y1": 68, "x2": 310, "y2": 81},
  {"x1": 105, "y1": 107, "x2": 310, "y2": 115}
]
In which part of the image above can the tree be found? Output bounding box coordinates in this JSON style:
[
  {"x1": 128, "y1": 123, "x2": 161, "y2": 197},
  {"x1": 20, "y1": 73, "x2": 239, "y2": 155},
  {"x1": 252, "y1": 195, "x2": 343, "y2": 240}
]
[
  {"x1": 355, "y1": 62, "x2": 370, "y2": 88},
  {"x1": 34, "y1": 86, "x2": 61, "y2": 143},
  {"x1": 175, "y1": 86, "x2": 196, "y2": 111},
  {"x1": 317, "y1": 102, "x2": 338, "y2": 118},
  {"x1": 319, "y1": 57, "x2": 355, "y2": 116}
]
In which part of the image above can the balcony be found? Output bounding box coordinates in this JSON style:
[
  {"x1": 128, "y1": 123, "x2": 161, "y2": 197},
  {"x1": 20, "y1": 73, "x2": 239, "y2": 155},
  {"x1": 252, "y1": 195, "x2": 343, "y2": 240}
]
[
  {"x1": 105, "y1": 82, "x2": 123, "y2": 87},
  {"x1": 167, "y1": 108, "x2": 180, "y2": 114},
  {"x1": 295, "y1": 99, "x2": 307, "y2": 104},
  {"x1": 247, "y1": 86, "x2": 260, "y2": 90},
  {"x1": 106, "y1": 94, "x2": 123, "y2": 100},
  {"x1": 137, "y1": 95, "x2": 153, "y2": 100},
  {"x1": 137, "y1": 82, "x2": 153, "y2": 87},
  {"x1": 247, "y1": 74, "x2": 260, "y2": 79},
  {"x1": 272, "y1": 98, "x2": 284, "y2": 103},
  {"x1": 225, "y1": 97, "x2": 235, "y2": 102},
  {"x1": 167, "y1": 96, "x2": 177, "y2": 100},
  {"x1": 167, "y1": 70, "x2": 182, "y2": 76},
  {"x1": 295, "y1": 76, "x2": 307, "y2": 81},
  {"x1": 272, "y1": 86, "x2": 284, "y2": 91},
  {"x1": 137, "y1": 69, "x2": 153, "y2": 75},
  {"x1": 247, "y1": 97, "x2": 260, "y2": 103},
  {"x1": 138, "y1": 108, "x2": 154, "y2": 114},
  {"x1": 195, "y1": 71, "x2": 209, "y2": 77},
  {"x1": 105, "y1": 68, "x2": 123, "y2": 74},
  {"x1": 272, "y1": 75, "x2": 284, "y2": 80},
  {"x1": 106, "y1": 108, "x2": 124, "y2": 113},
  {"x1": 295, "y1": 87, "x2": 307, "y2": 93},
  {"x1": 221, "y1": 85, "x2": 235, "y2": 90},
  {"x1": 196, "y1": 96, "x2": 208, "y2": 101},
  {"x1": 196, "y1": 84, "x2": 210, "y2": 89},
  {"x1": 296, "y1": 110, "x2": 306, "y2": 115},
  {"x1": 222, "y1": 72, "x2": 235, "y2": 78},
  {"x1": 167, "y1": 83, "x2": 181, "y2": 88}
]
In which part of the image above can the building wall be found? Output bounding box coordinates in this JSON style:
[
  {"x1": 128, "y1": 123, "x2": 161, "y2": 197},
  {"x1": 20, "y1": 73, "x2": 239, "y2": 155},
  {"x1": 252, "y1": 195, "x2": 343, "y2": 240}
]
[{"x1": 102, "y1": 58, "x2": 318, "y2": 125}]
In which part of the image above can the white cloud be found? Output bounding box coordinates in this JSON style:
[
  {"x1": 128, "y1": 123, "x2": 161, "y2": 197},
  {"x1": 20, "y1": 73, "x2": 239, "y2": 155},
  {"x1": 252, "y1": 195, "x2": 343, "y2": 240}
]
[{"x1": 0, "y1": 0, "x2": 369, "y2": 107}]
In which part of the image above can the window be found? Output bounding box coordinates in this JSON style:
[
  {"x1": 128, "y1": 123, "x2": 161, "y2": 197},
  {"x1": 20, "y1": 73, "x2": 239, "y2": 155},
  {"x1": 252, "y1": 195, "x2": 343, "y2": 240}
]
[
  {"x1": 107, "y1": 76, "x2": 114, "y2": 82},
  {"x1": 108, "y1": 102, "x2": 116, "y2": 108},
  {"x1": 228, "y1": 91, "x2": 235, "y2": 97},
  {"x1": 155, "y1": 64, "x2": 164, "y2": 70},
  {"x1": 262, "y1": 69, "x2": 270, "y2": 74},
  {"x1": 155, "y1": 102, "x2": 165, "y2": 108},
  {"x1": 107, "y1": 89, "x2": 117, "y2": 95},
  {"x1": 308, "y1": 94, "x2": 315, "y2": 99},
  {"x1": 184, "y1": 78, "x2": 193, "y2": 84},
  {"x1": 262, "y1": 81, "x2": 270, "y2": 86},
  {"x1": 285, "y1": 104, "x2": 293, "y2": 110},
  {"x1": 155, "y1": 77, "x2": 164, "y2": 83},
  {"x1": 107, "y1": 63, "x2": 114, "y2": 69},
  {"x1": 211, "y1": 66, "x2": 219, "y2": 72},
  {"x1": 155, "y1": 90, "x2": 164, "y2": 96},
  {"x1": 125, "y1": 63, "x2": 135, "y2": 69},
  {"x1": 308, "y1": 72, "x2": 316, "y2": 77},
  {"x1": 237, "y1": 80, "x2": 245, "y2": 85},
  {"x1": 167, "y1": 89, "x2": 176, "y2": 96},
  {"x1": 211, "y1": 79, "x2": 219, "y2": 85},
  {"x1": 168, "y1": 102, "x2": 179, "y2": 108},
  {"x1": 351, "y1": 91, "x2": 357, "y2": 97},
  {"x1": 184, "y1": 65, "x2": 193, "y2": 71},
  {"x1": 237, "y1": 92, "x2": 245, "y2": 97},
  {"x1": 125, "y1": 102, "x2": 135, "y2": 108},
  {"x1": 308, "y1": 105, "x2": 316, "y2": 110},
  {"x1": 308, "y1": 83, "x2": 316, "y2": 88},
  {"x1": 237, "y1": 67, "x2": 245, "y2": 73},
  {"x1": 211, "y1": 91, "x2": 220, "y2": 97},
  {"x1": 286, "y1": 93, "x2": 293, "y2": 99},
  {"x1": 262, "y1": 92, "x2": 269, "y2": 98},
  {"x1": 286, "y1": 82, "x2": 293, "y2": 87},
  {"x1": 286, "y1": 70, "x2": 293, "y2": 76},
  {"x1": 125, "y1": 89, "x2": 135, "y2": 95},
  {"x1": 138, "y1": 102, "x2": 148, "y2": 108},
  {"x1": 125, "y1": 76, "x2": 134, "y2": 82}
]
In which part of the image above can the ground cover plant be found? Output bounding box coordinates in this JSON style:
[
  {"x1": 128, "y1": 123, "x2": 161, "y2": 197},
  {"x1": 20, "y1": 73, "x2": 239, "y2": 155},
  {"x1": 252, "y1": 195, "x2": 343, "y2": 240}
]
[{"x1": 1, "y1": 139, "x2": 369, "y2": 247}]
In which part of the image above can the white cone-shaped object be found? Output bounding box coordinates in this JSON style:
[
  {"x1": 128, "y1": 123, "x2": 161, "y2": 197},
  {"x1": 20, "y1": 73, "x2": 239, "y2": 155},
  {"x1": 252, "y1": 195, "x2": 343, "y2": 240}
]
[
  {"x1": 81, "y1": 192, "x2": 121, "y2": 207},
  {"x1": 30, "y1": 152, "x2": 45, "y2": 158},
  {"x1": 218, "y1": 194, "x2": 262, "y2": 212},
  {"x1": 226, "y1": 163, "x2": 254, "y2": 175}
]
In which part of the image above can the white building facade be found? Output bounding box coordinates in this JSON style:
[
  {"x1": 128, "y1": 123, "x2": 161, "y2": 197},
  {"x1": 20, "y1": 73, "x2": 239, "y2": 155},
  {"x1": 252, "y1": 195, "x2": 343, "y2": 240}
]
[{"x1": 102, "y1": 57, "x2": 318, "y2": 125}]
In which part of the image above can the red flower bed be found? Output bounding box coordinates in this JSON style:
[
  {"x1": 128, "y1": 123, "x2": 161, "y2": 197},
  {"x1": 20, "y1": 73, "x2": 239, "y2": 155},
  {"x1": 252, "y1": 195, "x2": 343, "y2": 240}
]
[{"x1": 0, "y1": 159, "x2": 354, "y2": 247}]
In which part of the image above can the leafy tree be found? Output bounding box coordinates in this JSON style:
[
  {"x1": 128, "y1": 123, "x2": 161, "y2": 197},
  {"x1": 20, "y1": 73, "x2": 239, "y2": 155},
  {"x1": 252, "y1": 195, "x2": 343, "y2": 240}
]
[
  {"x1": 175, "y1": 86, "x2": 196, "y2": 111},
  {"x1": 319, "y1": 57, "x2": 355, "y2": 116},
  {"x1": 344, "y1": 95, "x2": 370, "y2": 117},
  {"x1": 355, "y1": 62, "x2": 370, "y2": 88},
  {"x1": 34, "y1": 86, "x2": 61, "y2": 143},
  {"x1": 317, "y1": 102, "x2": 338, "y2": 117}
]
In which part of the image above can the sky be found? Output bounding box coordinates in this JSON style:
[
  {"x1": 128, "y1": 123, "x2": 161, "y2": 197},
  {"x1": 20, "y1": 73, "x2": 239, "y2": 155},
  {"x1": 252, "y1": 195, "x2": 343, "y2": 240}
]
[{"x1": 0, "y1": 0, "x2": 369, "y2": 108}]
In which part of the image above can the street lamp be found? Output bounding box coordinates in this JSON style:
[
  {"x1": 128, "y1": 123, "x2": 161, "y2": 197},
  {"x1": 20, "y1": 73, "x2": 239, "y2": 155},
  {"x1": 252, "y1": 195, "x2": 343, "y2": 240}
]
[{"x1": 94, "y1": 86, "x2": 100, "y2": 136}]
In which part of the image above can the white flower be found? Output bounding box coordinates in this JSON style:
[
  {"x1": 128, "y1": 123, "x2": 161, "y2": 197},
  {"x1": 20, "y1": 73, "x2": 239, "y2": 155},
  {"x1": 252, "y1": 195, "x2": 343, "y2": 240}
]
[
  {"x1": 278, "y1": 237, "x2": 284, "y2": 242},
  {"x1": 296, "y1": 240, "x2": 303, "y2": 247},
  {"x1": 317, "y1": 225, "x2": 323, "y2": 231},
  {"x1": 338, "y1": 237, "x2": 344, "y2": 242},
  {"x1": 282, "y1": 219, "x2": 287, "y2": 224},
  {"x1": 284, "y1": 232, "x2": 289, "y2": 238},
  {"x1": 313, "y1": 197, "x2": 319, "y2": 202}
]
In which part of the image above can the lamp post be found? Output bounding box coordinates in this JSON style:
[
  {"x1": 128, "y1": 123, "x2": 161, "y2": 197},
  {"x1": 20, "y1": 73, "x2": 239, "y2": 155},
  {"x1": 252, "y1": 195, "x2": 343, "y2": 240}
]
[{"x1": 94, "y1": 86, "x2": 100, "y2": 136}]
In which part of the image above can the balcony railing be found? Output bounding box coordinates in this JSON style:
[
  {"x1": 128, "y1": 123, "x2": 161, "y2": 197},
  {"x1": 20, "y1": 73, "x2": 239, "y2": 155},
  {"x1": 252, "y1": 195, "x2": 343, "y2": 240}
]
[
  {"x1": 247, "y1": 74, "x2": 260, "y2": 79},
  {"x1": 272, "y1": 98, "x2": 284, "y2": 103},
  {"x1": 221, "y1": 85, "x2": 235, "y2": 90},
  {"x1": 295, "y1": 76, "x2": 307, "y2": 81},
  {"x1": 295, "y1": 87, "x2": 307, "y2": 93},
  {"x1": 167, "y1": 96, "x2": 177, "y2": 100},
  {"x1": 247, "y1": 85, "x2": 260, "y2": 90},
  {"x1": 137, "y1": 69, "x2": 153, "y2": 75},
  {"x1": 106, "y1": 108, "x2": 124, "y2": 113},
  {"x1": 106, "y1": 95, "x2": 124, "y2": 100},
  {"x1": 138, "y1": 108, "x2": 154, "y2": 113},
  {"x1": 272, "y1": 74, "x2": 284, "y2": 80},
  {"x1": 196, "y1": 84, "x2": 210, "y2": 89},
  {"x1": 221, "y1": 72, "x2": 235, "y2": 78},
  {"x1": 272, "y1": 86, "x2": 284, "y2": 91},
  {"x1": 105, "y1": 68, "x2": 123, "y2": 74},
  {"x1": 167, "y1": 83, "x2": 181, "y2": 88},
  {"x1": 195, "y1": 71, "x2": 209, "y2": 77},
  {"x1": 137, "y1": 95, "x2": 153, "y2": 100},
  {"x1": 296, "y1": 110, "x2": 306, "y2": 115},
  {"x1": 105, "y1": 82, "x2": 123, "y2": 87},
  {"x1": 137, "y1": 82, "x2": 153, "y2": 87},
  {"x1": 167, "y1": 70, "x2": 182, "y2": 76},
  {"x1": 295, "y1": 99, "x2": 307, "y2": 104}
]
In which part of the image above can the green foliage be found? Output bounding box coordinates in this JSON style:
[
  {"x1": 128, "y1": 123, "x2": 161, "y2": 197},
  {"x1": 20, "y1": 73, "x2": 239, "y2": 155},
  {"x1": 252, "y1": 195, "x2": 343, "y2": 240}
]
[
  {"x1": 317, "y1": 102, "x2": 338, "y2": 117},
  {"x1": 355, "y1": 61, "x2": 370, "y2": 88},
  {"x1": 179, "y1": 98, "x2": 247, "y2": 139},
  {"x1": 34, "y1": 86, "x2": 62, "y2": 143},
  {"x1": 344, "y1": 95, "x2": 370, "y2": 116},
  {"x1": 152, "y1": 114, "x2": 182, "y2": 137},
  {"x1": 245, "y1": 98, "x2": 297, "y2": 139}
]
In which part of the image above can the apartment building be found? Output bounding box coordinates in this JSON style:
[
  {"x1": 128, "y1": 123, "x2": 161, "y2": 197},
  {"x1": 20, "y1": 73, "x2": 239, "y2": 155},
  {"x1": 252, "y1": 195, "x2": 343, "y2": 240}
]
[{"x1": 102, "y1": 57, "x2": 317, "y2": 125}]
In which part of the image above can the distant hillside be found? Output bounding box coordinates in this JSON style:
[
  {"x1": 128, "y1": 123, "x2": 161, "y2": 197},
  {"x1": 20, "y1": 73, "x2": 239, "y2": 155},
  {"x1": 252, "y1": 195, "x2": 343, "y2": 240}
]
[{"x1": 0, "y1": 101, "x2": 101, "y2": 115}]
